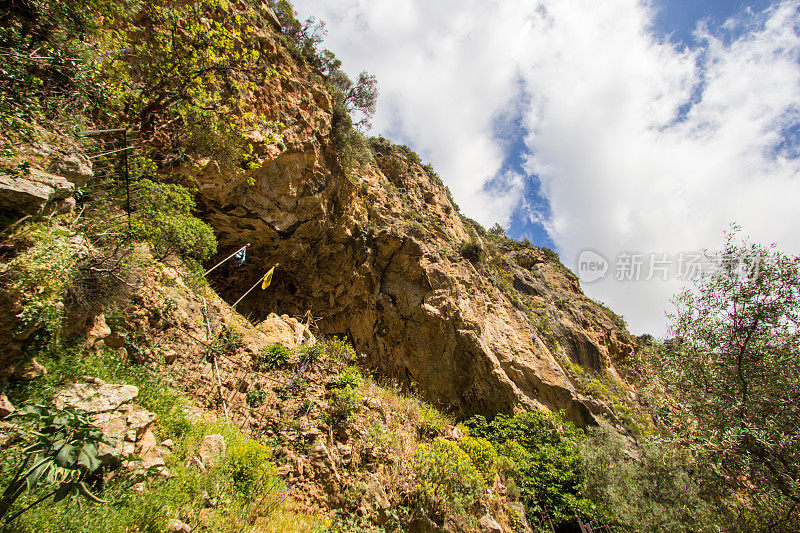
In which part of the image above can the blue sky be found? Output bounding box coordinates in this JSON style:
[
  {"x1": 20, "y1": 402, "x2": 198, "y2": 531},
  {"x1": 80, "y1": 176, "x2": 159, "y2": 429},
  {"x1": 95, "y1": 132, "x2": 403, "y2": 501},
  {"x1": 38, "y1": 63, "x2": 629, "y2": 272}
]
[{"x1": 293, "y1": 0, "x2": 800, "y2": 336}]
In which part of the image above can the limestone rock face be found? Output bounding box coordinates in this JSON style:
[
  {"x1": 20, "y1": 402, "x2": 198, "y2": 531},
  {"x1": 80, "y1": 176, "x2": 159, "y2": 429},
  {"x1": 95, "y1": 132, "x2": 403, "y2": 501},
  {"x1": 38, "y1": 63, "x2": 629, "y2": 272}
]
[
  {"x1": 182, "y1": 33, "x2": 637, "y2": 425},
  {"x1": 54, "y1": 377, "x2": 138, "y2": 413},
  {"x1": 55, "y1": 378, "x2": 169, "y2": 474},
  {"x1": 0, "y1": 170, "x2": 74, "y2": 217},
  {"x1": 256, "y1": 313, "x2": 313, "y2": 348},
  {"x1": 48, "y1": 153, "x2": 93, "y2": 187}
]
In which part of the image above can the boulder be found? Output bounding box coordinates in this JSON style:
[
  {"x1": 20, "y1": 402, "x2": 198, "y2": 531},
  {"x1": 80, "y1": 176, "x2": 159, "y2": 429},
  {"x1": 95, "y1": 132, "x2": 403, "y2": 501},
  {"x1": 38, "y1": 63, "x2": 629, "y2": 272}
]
[
  {"x1": 54, "y1": 378, "x2": 138, "y2": 413},
  {"x1": 198, "y1": 434, "x2": 226, "y2": 467},
  {"x1": 256, "y1": 313, "x2": 313, "y2": 348},
  {"x1": 0, "y1": 171, "x2": 74, "y2": 217},
  {"x1": 86, "y1": 314, "x2": 112, "y2": 347},
  {"x1": 0, "y1": 394, "x2": 15, "y2": 418},
  {"x1": 476, "y1": 514, "x2": 503, "y2": 533},
  {"x1": 48, "y1": 154, "x2": 93, "y2": 187}
]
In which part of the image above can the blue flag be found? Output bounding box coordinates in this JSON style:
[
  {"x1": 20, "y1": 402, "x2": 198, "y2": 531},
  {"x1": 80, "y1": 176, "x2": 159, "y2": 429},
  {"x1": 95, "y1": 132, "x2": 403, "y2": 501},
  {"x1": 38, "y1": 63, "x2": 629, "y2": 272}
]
[{"x1": 234, "y1": 247, "x2": 246, "y2": 266}]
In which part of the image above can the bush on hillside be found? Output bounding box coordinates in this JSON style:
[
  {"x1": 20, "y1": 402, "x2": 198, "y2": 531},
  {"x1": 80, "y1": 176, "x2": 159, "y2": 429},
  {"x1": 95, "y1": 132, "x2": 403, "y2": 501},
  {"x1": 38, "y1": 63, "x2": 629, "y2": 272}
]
[
  {"x1": 464, "y1": 411, "x2": 602, "y2": 526},
  {"x1": 254, "y1": 344, "x2": 291, "y2": 371},
  {"x1": 412, "y1": 437, "x2": 486, "y2": 525}
]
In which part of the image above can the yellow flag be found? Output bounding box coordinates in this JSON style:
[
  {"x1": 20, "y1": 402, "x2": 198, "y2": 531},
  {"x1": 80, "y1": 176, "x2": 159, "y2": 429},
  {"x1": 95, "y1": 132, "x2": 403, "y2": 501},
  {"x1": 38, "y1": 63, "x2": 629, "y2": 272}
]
[{"x1": 261, "y1": 266, "x2": 275, "y2": 289}]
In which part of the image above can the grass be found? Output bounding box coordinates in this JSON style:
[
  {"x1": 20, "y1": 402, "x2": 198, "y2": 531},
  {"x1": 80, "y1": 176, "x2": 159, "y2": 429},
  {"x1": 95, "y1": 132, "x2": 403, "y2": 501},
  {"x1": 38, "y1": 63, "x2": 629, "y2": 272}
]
[{"x1": 0, "y1": 339, "x2": 327, "y2": 532}]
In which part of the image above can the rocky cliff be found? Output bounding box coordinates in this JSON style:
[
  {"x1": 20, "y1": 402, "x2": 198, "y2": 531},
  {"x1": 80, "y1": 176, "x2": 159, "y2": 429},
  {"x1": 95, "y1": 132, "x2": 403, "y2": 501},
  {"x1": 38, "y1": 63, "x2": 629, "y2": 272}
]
[{"x1": 174, "y1": 29, "x2": 638, "y2": 427}]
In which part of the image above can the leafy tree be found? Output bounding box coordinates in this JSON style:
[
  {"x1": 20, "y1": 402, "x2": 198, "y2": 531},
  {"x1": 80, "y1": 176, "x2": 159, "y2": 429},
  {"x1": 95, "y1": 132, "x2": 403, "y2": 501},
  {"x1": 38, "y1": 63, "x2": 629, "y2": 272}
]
[
  {"x1": 581, "y1": 423, "x2": 721, "y2": 532},
  {"x1": 657, "y1": 229, "x2": 800, "y2": 522},
  {"x1": 129, "y1": 179, "x2": 217, "y2": 261},
  {"x1": 112, "y1": 0, "x2": 283, "y2": 168},
  {"x1": 0, "y1": 0, "x2": 120, "y2": 138},
  {"x1": 328, "y1": 69, "x2": 378, "y2": 130},
  {"x1": 488, "y1": 223, "x2": 506, "y2": 237},
  {"x1": 269, "y1": 0, "x2": 340, "y2": 74}
]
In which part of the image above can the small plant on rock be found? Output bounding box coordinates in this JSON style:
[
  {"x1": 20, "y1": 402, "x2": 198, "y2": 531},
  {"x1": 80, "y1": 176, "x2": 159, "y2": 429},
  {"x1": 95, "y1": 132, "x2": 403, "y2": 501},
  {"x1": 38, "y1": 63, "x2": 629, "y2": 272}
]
[
  {"x1": 254, "y1": 344, "x2": 291, "y2": 371},
  {"x1": 246, "y1": 387, "x2": 267, "y2": 408},
  {"x1": 212, "y1": 325, "x2": 243, "y2": 356},
  {"x1": 325, "y1": 367, "x2": 362, "y2": 423},
  {"x1": 458, "y1": 241, "x2": 483, "y2": 264}
]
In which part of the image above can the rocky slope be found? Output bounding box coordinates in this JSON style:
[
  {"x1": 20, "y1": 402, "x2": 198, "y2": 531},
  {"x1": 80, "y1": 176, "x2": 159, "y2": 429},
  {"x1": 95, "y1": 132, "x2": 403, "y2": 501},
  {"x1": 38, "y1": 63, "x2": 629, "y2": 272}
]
[{"x1": 173, "y1": 29, "x2": 638, "y2": 427}]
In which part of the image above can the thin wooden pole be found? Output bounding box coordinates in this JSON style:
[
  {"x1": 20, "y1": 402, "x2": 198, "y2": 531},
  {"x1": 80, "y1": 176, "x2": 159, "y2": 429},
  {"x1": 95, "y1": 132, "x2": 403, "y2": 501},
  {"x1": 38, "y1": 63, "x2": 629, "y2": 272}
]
[
  {"x1": 122, "y1": 129, "x2": 131, "y2": 231},
  {"x1": 204, "y1": 243, "x2": 249, "y2": 276},
  {"x1": 202, "y1": 297, "x2": 228, "y2": 420},
  {"x1": 232, "y1": 264, "x2": 277, "y2": 309}
]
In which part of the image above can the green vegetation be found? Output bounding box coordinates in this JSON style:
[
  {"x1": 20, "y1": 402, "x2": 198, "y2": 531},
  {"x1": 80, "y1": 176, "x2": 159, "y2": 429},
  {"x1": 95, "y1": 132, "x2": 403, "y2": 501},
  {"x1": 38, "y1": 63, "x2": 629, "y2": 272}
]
[
  {"x1": 464, "y1": 411, "x2": 602, "y2": 526},
  {"x1": 211, "y1": 325, "x2": 244, "y2": 357},
  {"x1": 412, "y1": 438, "x2": 486, "y2": 526},
  {"x1": 324, "y1": 367, "x2": 362, "y2": 423},
  {"x1": 130, "y1": 179, "x2": 217, "y2": 262},
  {"x1": 0, "y1": 339, "x2": 317, "y2": 532},
  {"x1": 3, "y1": 223, "x2": 79, "y2": 346},
  {"x1": 458, "y1": 241, "x2": 484, "y2": 264},
  {"x1": 0, "y1": 405, "x2": 107, "y2": 527},
  {"x1": 246, "y1": 386, "x2": 268, "y2": 408},
  {"x1": 318, "y1": 336, "x2": 358, "y2": 363},
  {"x1": 651, "y1": 229, "x2": 800, "y2": 528},
  {"x1": 254, "y1": 343, "x2": 292, "y2": 371}
]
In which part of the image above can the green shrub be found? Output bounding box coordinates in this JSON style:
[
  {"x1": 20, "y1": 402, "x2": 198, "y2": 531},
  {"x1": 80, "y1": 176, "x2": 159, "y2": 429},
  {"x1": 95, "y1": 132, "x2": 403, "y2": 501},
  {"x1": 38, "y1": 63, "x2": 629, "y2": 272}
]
[
  {"x1": 418, "y1": 405, "x2": 445, "y2": 440},
  {"x1": 412, "y1": 438, "x2": 486, "y2": 524},
  {"x1": 320, "y1": 336, "x2": 357, "y2": 363},
  {"x1": 4, "y1": 224, "x2": 79, "y2": 345},
  {"x1": 277, "y1": 377, "x2": 306, "y2": 400},
  {"x1": 246, "y1": 387, "x2": 267, "y2": 408},
  {"x1": 130, "y1": 179, "x2": 217, "y2": 262},
  {"x1": 325, "y1": 367, "x2": 362, "y2": 423},
  {"x1": 464, "y1": 411, "x2": 601, "y2": 526},
  {"x1": 221, "y1": 433, "x2": 273, "y2": 495},
  {"x1": 0, "y1": 405, "x2": 108, "y2": 527},
  {"x1": 458, "y1": 241, "x2": 483, "y2": 264},
  {"x1": 584, "y1": 379, "x2": 612, "y2": 401},
  {"x1": 581, "y1": 423, "x2": 723, "y2": 532},
  {"x1": 325, "y1": 386, "x2": 361, "y2": 423},
  {"x1": 457, "y1": 436, "x2": 498, "y2": 483},
  {"x1": 211, "y1": 325, "x2": 243, "y2": 356},
  {"x1": 327, "y1": 366, "x2": 362, "y2": 390},
  {"x1": 298, "y1": 341, "x2": 324, "y2": 367},
  {"x1": 255, "y1": 344, "x2": 291, "y2": 371}
]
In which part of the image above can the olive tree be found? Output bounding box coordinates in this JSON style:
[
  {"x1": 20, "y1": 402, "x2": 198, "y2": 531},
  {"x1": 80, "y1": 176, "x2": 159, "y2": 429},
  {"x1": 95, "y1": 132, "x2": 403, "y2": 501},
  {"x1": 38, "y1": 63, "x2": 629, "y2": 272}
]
[{"x1": 660, "y1": 229, "x2": 800, "y2": 519}]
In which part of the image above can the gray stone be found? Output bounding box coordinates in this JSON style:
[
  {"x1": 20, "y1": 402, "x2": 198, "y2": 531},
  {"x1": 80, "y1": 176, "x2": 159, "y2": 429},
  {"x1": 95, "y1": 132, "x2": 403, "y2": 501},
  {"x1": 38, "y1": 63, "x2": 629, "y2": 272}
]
[
  {"x1": 0, "y1": 171, "x2": 74, "y2": 217},
  {"x1": 49, "y1": 154, "x2": 93, "y2": 187},
  {"x1": 54, "y1": 378, "x2": 138, "y2": 413},
  {"x1": 198, "y1": 434, "x2": 226, "y2": 467}
]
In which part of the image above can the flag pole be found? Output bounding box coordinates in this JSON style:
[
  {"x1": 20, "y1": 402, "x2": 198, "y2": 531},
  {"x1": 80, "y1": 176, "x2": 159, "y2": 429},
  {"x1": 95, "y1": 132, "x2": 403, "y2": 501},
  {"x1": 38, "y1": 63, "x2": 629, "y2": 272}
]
[
  {"x1": 204, "y1": 243, "x2": 250, "y2": 276},
  {"x1": 232, "y1": 263, "x2": 278, "y2": 310}
]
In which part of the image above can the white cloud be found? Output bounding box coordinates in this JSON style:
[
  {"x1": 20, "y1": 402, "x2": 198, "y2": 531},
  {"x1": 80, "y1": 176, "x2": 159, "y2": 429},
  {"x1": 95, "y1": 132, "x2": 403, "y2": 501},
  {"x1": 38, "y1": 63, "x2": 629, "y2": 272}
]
[{"x1": 291, "y1": 0, "x2": 800, "y2": 336}]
